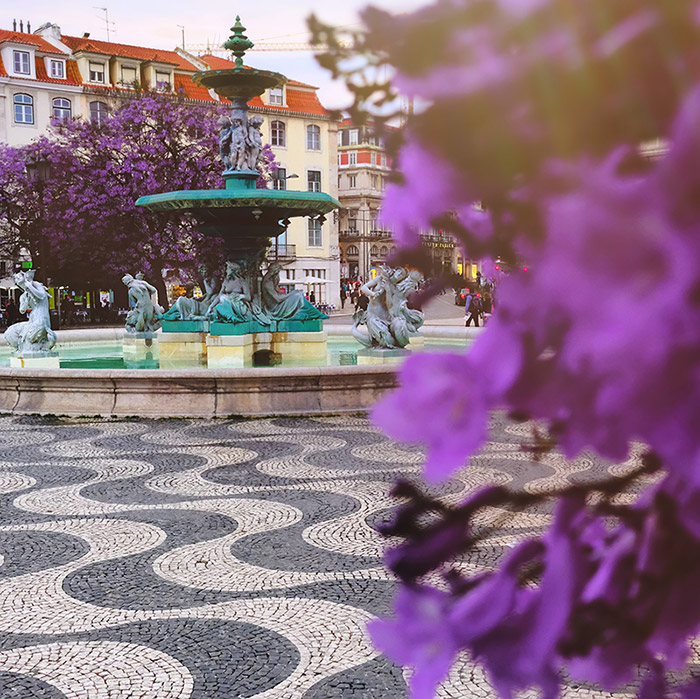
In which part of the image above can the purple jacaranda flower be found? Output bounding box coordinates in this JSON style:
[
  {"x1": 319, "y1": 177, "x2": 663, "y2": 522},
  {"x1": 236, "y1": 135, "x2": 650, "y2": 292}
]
[{"x1": 370, "y1": 585, "x2": 460, "y2": 699}]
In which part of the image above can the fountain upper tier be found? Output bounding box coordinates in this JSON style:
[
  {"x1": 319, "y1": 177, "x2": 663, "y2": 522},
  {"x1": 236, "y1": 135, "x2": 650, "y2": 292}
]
[{"x1": 134, "y1": 15, "x2": 339, "y2": 256}]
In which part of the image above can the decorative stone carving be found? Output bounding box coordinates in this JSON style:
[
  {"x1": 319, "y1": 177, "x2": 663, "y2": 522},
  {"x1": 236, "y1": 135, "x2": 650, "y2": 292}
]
[
  {"x1": 206, "y1": 261, "x2": 254, "y2": 323},
  {"x1": 261, "y1": 263, "x2": 326, "y2": 321},
  {"x1": 4, "y1": 270, "x2": 57, "y2": 355},
  {"x1": 122, "y1": 273, "x2": 162, "y2": 334},
  {"x1": 218, "y1": 114, "x2": 264, "y2": 172},
  {"x1": 352, "y1": 266, "x2": 424, "y2": 349},
  {"x1": 244, "y1": 116, "x2": 264, "y2": 170},
  {"x1": 160, "y1": 268, "x2": 221, "y2": 321}
]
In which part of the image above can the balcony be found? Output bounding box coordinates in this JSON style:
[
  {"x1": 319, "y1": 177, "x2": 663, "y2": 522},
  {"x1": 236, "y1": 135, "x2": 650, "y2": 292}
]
[
  {"x1": 339, "y1": 229, "x2": 393, "y2": 241},
  {"x1": 266, "y1": 244, "x2": 296, "y2": 261}
]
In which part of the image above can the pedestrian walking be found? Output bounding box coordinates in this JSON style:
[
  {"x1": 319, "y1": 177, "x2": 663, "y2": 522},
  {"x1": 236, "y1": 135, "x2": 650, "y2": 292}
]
[
  {"x1": 340, "y1": 284, "x2": 347, "y2": 309},
  {"x1": 465, "y1": 293, "x2": 482, "y2": 327}
]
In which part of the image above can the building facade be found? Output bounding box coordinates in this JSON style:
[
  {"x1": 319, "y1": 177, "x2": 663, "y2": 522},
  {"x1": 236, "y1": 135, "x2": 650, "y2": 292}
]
[
  {"x1": 336, "y1": 119, "x2": 475, "y2": 284},
  {"x1": 0, "y1": 22, "x2": 340, "y2": 305}
]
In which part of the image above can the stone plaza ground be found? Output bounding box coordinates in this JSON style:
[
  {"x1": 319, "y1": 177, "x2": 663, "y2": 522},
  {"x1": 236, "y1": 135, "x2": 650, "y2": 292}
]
[{"x1": 0, "y1": 412, "x2": 664, "y2": 697}]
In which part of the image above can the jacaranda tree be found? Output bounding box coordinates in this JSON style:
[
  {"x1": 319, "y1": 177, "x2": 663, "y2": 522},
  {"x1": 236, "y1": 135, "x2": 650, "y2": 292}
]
[
  {"x1": 313, "y1": 1, "x2": 700, "y2": 697},
  {"x1": 0, "y1": 91, "x2": 277, "y2": 306}
]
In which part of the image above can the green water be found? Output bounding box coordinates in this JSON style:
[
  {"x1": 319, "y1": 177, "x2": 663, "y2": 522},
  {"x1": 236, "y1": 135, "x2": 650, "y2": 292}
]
[{"x1": 0, "y1": 337, "x2": 469, "y2": 370}]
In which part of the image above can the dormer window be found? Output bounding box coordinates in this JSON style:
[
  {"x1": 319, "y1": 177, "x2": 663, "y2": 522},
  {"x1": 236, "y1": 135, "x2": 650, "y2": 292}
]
[
  {"x1": 89, "y1": 61, "x2": 105, "y2": 83},
  {"x1": 13, "y1": 50, "x2": 31, "y2": 75},
  {"x1": 121, "y1": 66, "x2": 137, "y2": 87},
  {"x1": 155, "y1": 70, "x2": 171, "y2": 91},
  {"x1": 269, "y1": 87, "x2": 283, "y2": 106},
  {"x1": 49, "y1": 59, "x2": 65, "y2": 79}
]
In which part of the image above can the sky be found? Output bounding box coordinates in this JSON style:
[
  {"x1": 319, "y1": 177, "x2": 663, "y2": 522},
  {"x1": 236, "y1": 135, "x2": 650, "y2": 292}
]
[{"x1": 10, "y1": 0, "x2": 427, "y2": 109}]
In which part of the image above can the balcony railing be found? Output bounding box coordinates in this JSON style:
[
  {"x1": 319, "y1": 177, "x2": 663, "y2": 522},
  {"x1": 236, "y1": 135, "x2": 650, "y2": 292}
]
[
  {"x1": 339, "y1": 229, "x2": 393, "y2": 240},
  {"x1": 266, "y1": 244, "x2": 296, "y2": 261}
]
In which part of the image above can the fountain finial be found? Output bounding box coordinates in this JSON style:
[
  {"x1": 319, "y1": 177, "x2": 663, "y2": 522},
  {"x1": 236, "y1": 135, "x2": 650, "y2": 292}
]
[{"x1": 224, "y1": 16, "x2": 254, "y2": 68}]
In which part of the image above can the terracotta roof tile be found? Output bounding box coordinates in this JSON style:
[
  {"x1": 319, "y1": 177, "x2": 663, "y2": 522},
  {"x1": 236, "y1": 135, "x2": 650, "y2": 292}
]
[
  {"x1": 0, "y1": 30, "x2": 67, "y2": 55},
  {"x1": 173, "y1": 73, "x2": 217, "y2": 102},
  {"x1": 60, "y1": 35, "x2": 195, "y2": 70},
  {"x1": 35, "y1": 59, "x2": 83, "y2": 86}
]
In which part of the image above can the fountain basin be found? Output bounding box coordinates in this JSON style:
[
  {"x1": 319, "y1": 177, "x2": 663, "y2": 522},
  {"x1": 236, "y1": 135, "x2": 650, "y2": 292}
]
[{"x1": 0, "y1": 327, "x2": 477, "y2": 418}]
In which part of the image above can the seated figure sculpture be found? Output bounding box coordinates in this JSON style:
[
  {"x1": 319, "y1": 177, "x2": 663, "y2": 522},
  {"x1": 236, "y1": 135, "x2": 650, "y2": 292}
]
[
  {"x1": 352, "y1": 266, "x2": 424, "y2": 349},
  {"x1": 261, "y1": 263, "x2": 327, "y2": 321},
  {"x1": 5, "y1": 270, "x2": 57, "y2": 355},
  {"x1": 122, "y1": 273, "x2": 162, "y2": 333},
  {"x1": 160, "y1": 268, "x2": 221, "y2": 321},
  {"x1": 206, "y1": 261, "x2": 254, "y2": 323}
]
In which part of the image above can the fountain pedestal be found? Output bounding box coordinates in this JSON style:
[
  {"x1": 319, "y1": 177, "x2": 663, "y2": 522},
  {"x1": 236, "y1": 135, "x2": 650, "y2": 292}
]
[
  {"x1": 357, "y1": 347, "x2": 412, "y2": 365},
  {"x1": 123, "y1": 333, "x2": 159, "y2": 368},
  {"x1": 271, "y1": 331, "x2": 327, "y2": 363},
  {"x1": 10, "y1": 352, "x2": 60, "y2": 369},
  {"x1": 206, "y1": 333, "x2": 256, "y2": 368},
  {"x1": 159, "y1": 331, "x2": 207, "y2": 368}
]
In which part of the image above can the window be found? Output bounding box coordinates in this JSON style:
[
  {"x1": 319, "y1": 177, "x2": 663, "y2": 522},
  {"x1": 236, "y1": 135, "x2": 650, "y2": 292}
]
[
  {"x1": 306, "y1": 124, "x2": 321, "y2": 150},
  {"x1": 271, "y1": 120, "x2": 286, "y2": 147},
  {"x1": 273, "y1": 167, "x2": 287, "y2": 191},
  {"x1": 121, "y1": 66, "x2": 137, "y2": 86},
  {"x1": 307, "y1": 219, "x2": 323, "y2": 247},
  {"x1": 13, "y1": 50, "x2": 30, "y2": 75},
  {"x1": 348, "y1": 175, "x2": 357, "y2": 188},
  {"x1": 349, "y1": 152, "x2": 357, "y2": 165},
  {"x1": 380, "y1": 246, "x2": 388, "y2": 256},
  {"x1": 307, "y1": 170, "x2": 321, "y2": 193},
  {"x1": 371, "y1": 245, "x2": 379, "y2": 256},
  {"x1": 90, "y1": 101, "x2": 108, "y2": 126},
  {"x1": 13, "y1": 94, "x2": 33, "y2": 124},
  {"x1": 50, "y1": 60, "x2": 65, "y2": 79},
  {"x1": 89, "y1": 61, "x2": 105, "y2": 83},
  {"x1": 347, "y1": 245, "x2": 359, "y2": 256},
  {"x1": 155, "y1": 70, "x2": 171, "y2": 91},
  {"x1": 349, "y1": 129, "x2": 359, "y2": 145},
  {"x1": 380, "y1": 154, "x2": 387, "y2": 167},
  {"x1": 269, "y1": 87, "x2": 284, "y2": 105},
  {"x1": 337, "y1": 175, "x2": 342, "y2": 188},
  {"x1": 369, "y1": 135, "x2": 377, "y2": 146},
  {"x1": 371, "y1": 152, "x2": 378, "y2": 166},
  {"x1": 371, "y1": 174, "x2": 378, "y2": 189},
  {"x1": 52, "y1": 98, "x2": 71, "y2": 120}
]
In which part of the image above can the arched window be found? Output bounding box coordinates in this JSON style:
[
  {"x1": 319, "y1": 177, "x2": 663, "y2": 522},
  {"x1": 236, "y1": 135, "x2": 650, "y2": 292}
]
[
  {"x1": 90, "y1": 101, "x2": 108, "y2": 126},
  {"x1": 13, "y1": 94, "x2": 33, "y2": 124},
  {"x1": 271, "y1": 120, "x2": 286, "y2": 147},
  {"x1": 371, "y1": 245, "x2": 379, "y2": 256},
  {"x1": 52, "y1": 98, "x2": 71, "y2": 121},
  {"x1": 390, "y1": 246, "x2": 397, "y2": 254},
  {"x1": 306, "y1": 124, "x2": 321, "y2": 150},
  {"x1": 347, "y1": 245, "x2": 359, "y2": 256},
  {"x1": 380, "y1": 246, "x2": 388, "y2": 256}
]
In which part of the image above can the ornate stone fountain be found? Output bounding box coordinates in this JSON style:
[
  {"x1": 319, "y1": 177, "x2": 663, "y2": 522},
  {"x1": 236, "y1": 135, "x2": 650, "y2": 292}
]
[{"x1": 135, "y1": 17, "x2": 340, "y2": 368}]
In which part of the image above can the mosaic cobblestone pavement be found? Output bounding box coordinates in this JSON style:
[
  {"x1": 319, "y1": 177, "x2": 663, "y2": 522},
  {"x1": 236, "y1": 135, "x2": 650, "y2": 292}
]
[{"x1": 0, "y1": 413, "x2": 667, "y2": 698}]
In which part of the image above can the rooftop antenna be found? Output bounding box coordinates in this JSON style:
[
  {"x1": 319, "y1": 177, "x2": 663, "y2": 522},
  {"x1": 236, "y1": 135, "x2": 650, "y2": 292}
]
[
  {"x1": 93, "y1": 6, "x2": 115, "y2": 41},
  {"x1": 177, "y1": 24, "x2": 185, "y2": 51}
]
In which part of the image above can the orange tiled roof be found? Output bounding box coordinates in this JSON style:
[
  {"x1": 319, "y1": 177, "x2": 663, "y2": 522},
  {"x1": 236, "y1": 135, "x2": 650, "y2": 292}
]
[
  {"x1": 0, "y1": 29, "x2": 66, "y2": 56},
  {"x1": 61, "y1": 35, "x2": 195, "y2": 71},
  {"x1": 35, "y1": 59, "x2": 83, "y2": 86},
  {"x1": 173, "y1": 73, "x2": 217, "y2": 102},
  {"x1": 0, "y1": 30, "x2": 67, "y2": 55}
]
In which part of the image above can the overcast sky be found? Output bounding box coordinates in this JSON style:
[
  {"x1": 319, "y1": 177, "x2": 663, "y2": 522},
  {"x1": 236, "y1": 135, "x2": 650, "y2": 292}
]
[{"x1": 11, "y1": 0, "x2": 426, "y2": 109}]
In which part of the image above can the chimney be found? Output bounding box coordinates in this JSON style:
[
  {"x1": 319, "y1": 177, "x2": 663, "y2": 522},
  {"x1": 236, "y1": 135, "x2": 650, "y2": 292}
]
[
  {"x1": 12, "y1": 19, "x2": 17, "y2": 31},
  {"x1": 83, "y1": 32, "x2": 90, "y2": 38},
  {"x1": 35, "y1": 23, "x2": 62, "y2": 41},
  {"x1": 27, "y1": 20, "x2": 31, "y2": 33},
  {"x1": 19, "y1": 20, "x2": 23, "y2": 32}
]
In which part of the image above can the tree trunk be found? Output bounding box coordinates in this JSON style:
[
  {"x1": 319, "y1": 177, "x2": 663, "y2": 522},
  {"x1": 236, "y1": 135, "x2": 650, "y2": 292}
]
[{"x1": 153, "y1": 275, "x2": 169, "y2": 311}]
